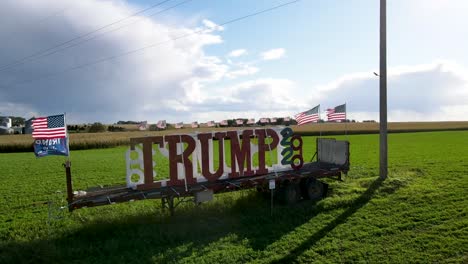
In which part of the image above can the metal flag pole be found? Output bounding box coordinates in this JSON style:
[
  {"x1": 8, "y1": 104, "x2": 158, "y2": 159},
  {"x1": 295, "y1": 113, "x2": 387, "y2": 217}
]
[
  {"x1": 344, "y1": 103, "x2": 348, "y2": 139},
  {"x1": 63, "y1": 112, "x2": 73, "y2": 211},
  {"x1": 319, "y1": 104, "x2": 322, "y2": 138},
  {"x1": 380, "y1": 0, "x2": 388, "y2": 179}
]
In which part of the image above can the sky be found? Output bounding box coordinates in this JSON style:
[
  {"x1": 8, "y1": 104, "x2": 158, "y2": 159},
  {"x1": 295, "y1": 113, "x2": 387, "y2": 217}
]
[{"x1": 0, "y1": 0, "x2": 467, "y2": 124}]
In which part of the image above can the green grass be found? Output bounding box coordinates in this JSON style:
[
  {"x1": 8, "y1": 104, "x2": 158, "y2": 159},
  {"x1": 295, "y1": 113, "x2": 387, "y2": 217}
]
[{"x1": 0, "y1": 131, "x2": 467, "y2": 263}]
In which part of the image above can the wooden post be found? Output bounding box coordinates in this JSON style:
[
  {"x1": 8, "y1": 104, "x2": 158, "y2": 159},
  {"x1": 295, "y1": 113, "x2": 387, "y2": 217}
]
[
  {"x1": 379, "y1": 0, "x2": 388, "y2": 179},
  {"x1": 64, "y1": 160, "x2": 74, "y2": 212}
]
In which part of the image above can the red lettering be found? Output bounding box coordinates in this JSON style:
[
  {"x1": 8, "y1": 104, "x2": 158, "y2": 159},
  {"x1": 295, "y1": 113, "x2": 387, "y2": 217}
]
[
  {"x1": 198, "y1": 132, "x2": 226, "y2": 181},
  {"x1": 166, "y1": 135, "x2": 196, "y2": 186},
  {"x1": 227, "y1": 130, "x2": 254, "y2": 178}
]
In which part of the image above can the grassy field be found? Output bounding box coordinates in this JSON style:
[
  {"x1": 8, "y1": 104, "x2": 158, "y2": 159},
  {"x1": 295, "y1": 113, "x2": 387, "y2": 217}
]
[
  {"x1": 1, "y1": 121, "x2": 468, "y2": 153},
  {"x1": 0, "y1": 131, "x2": 467, "y2": 263}
]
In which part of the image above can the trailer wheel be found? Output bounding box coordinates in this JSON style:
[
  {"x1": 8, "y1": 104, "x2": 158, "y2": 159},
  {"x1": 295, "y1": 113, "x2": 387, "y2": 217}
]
[
  {"x1": 278, "y1": 182, "x2": 301, "y2": 205},
  {"x1": 301, "y1": 178, "x2": 326, "y2": 201}
]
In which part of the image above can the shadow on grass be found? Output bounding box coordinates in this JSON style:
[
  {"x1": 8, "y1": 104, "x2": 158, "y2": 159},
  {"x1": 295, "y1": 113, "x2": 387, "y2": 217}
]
[
  {"x1": 272, "y1": 177, "x2": 385, "y2": 263},
  {"x1": 0, "y1": 178, "x2": 389, "y2": 263}
]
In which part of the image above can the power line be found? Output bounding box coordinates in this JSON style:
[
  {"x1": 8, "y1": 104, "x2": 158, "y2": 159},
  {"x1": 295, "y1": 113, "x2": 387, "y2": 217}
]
[
  {"x1": 1, "y1": 0, "x2": 301, "y2": 89},
  {"x1": 0, "y1": 0, "x2": 174, "y2": 72},
  {"x1": 0, "y1": 0, "x2": 194, "y2": 75}
]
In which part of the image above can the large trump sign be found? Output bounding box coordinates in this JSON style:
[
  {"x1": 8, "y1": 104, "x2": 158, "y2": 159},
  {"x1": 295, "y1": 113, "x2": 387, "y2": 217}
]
[{"x1": 125, "y1": 127, "x2": 303, "y2": 190}]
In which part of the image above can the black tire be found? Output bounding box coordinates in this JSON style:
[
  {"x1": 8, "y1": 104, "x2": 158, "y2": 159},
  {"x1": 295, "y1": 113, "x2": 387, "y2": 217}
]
[
  {"x1": 301, "y1": 178, "x2": 326, "y2": 200},
  {"x1": 278, "y1": 182, "x2": 301, "y2": 205}
]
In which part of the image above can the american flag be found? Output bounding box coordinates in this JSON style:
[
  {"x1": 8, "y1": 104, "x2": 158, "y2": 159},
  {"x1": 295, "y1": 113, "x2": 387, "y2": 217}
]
[
  {"x1": 236, "y1": 119, "x2": 244, "y2": 125},
  {"x1": 32, "y1": 114, "x2": 67, "y2": 139},
  {"x1": 327, "y1": 104, "x2": 346, "y2": 122},
  {"x1": 207, "y1": 120, "x2": 216, "y2": 127},
  {"x1": 295, "y1": 105, "x2": 320, "y2": 125},
  {"x1": 246, "y1": 118, "x2": 255, "y2": 125},
  {"x1": 175, "y1": 122, "x2": 184, "y2": 129},
  {"x1": 156, "y1": 120, "x2": 166, "y2": 129},
  {"x1": 138, "y1": 121, "x2": 147, "y2": 130},
  {"x1": 260, "y1": 118, "x2": 269, "y2": 124},
  {"x1": 218, "y1": 120, "x2": 227, "y2": 126},
  {"x1": 191, "y1": 122, "x2": 198, "y2": 128}
]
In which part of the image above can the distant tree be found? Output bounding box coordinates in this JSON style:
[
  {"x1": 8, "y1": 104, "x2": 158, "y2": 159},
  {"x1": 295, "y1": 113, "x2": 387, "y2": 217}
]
[
  {"x1": 88, "y1": 122, "x2": 106, "y2": 133},
  {"x1": 227, "y1": 119, "x2": 236, "y2": 127},
  {"x1": 117, "y1": 120, "x2": 139, "y2": 125},
  {"x1": 108, "y1": 125, "x2": 125, "y2": 132}
]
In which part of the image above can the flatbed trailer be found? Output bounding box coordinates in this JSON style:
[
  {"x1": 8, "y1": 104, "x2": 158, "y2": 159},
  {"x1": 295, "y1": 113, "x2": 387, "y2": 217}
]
[{"x1": 66, "y1": 136, "x2": 350, "y2": 214}]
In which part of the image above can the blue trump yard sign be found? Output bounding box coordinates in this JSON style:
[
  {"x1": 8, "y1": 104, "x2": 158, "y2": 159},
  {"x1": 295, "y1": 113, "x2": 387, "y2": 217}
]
[{"x1": 34, "y1": 137, "x2": 69, "y2": 157}]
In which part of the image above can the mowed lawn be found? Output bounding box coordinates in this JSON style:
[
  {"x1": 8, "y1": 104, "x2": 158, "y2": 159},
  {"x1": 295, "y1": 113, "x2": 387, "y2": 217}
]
[{"x1": 0, "y1": 131, "x2": 467, "y2": 263}]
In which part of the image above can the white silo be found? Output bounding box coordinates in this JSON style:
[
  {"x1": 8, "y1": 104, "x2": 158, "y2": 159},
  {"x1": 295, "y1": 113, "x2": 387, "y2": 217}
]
[{"x1": 5, "y1": 117, "x2": 12, "y2": 128}]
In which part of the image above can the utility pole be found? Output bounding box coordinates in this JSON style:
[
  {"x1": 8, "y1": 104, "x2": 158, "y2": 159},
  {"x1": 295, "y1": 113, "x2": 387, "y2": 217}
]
[{"x1": 379, "y1": 0, "x2": 388, "y2": 179}]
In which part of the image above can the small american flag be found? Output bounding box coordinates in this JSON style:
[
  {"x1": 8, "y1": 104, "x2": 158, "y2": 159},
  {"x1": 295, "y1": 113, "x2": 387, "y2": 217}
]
[
  {"x1": 191, "y1": 122, "x2": 198, "y2": 128},
  {"x1": 138, "y1": 121, "x2": 148, "y2": 130},
  {"x1": 327, "y1": 104, "x2": 346, "y2": 122},
  {"x1": 32, "y1": 114, "x2": 67, "y2": 139},
  {"x1": 156, "y1": 120, "x2": 166, "y2": 129},
  {"x1": 218, "y1": 120, "x2": 227, "y2": 126},
  {"x1": 207, "y1": 120, "x2": 216, "y2": 127},
  {"x1": 260, "y1": 118, "x2": 269, "y2": 124},
  {"x1": 295, "y1": 105, "x2": 320, "y2": 125}
]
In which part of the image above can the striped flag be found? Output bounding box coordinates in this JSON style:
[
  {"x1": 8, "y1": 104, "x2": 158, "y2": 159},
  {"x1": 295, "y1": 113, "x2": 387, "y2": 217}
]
[
  {"x1": 138, "y1": 121, "x2": 147, "y2": 130},
  {"x1": 207, "y1": 120, "x2": 216, "y2": 127},
  {"x1": 218, "y1": 120, "x2": 227, "y2": 126},
  {"x1": 32, "y1": 114, "x2": 67, "y2": 139},
  {"x1": 327, "y1": 104, "x2": 346, "y2": 122},
  {"x1": 260, "y1": 118, "x2": 269, "y2": 124},
  {"x1": 295, "y1": 105, "x2": 320, "y2": 125},
  {"x1": 156, "y1": 120, "x2": 166, "y2": 129}
]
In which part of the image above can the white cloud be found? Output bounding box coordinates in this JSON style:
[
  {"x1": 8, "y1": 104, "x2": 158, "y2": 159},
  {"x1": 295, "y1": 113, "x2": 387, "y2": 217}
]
[
  {"x1": 0, "y1": 0, "x2": 226, "y2": 123},
  {"x1": 312, "y1": 61, "x2": 468, "y2": 121},
  {"x1": 225, "y1": 64, "x2": 259, "y2": 79},
  {"x1": 202, "y1": 19, "x2": 224, "y2": 32},
  {"x1": 260, "y1": 48, "x2": 286, "y2": 60},
  {"x1": 227, "y1": 49, "x2": 247, "y2": 57},
  {"x1": 1, "y1": 1, "x2": 466, "y2": 123}
]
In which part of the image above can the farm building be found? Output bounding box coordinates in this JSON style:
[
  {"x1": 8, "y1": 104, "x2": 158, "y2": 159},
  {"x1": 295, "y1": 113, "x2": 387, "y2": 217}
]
[
  {"x1": 0, "y1": 126, "x2": 13, "y2": 135},
  {"x1": 24, "y1": 118, "x2": 34, "y2": 134},
  {"x1": 0, "y1": 117, "x2": 13, "y2": 135},
  {"x1": 0, "y1": 117, "x2": 12, "y2": 128}
]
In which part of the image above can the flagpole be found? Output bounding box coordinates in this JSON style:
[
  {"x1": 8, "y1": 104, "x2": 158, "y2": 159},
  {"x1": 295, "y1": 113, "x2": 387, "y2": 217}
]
[
  {"x1": 344, "y1": 102, "x2": 348, "y2": 139},
  {"x1": 319, "y1": 104, "x2": 322, "y2": 138},
  {"x1": 63, "y1": 112, "x2": 73, "y2": 211}
]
